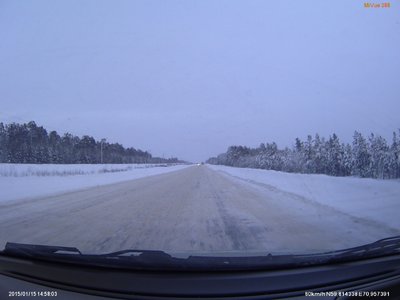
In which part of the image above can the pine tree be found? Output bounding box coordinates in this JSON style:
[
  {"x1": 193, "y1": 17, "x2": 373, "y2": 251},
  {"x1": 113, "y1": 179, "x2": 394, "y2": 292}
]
[
  {"x1": 352, "y1": 131, "x2": 371, "y2": 177},
  {"x1": 49, "y1": 131, "x2": 62, "y2": 163},
  {"x1": 0, "y1": 122, "x2": 8, "y2": 162},
  {"x1": 389, "y1": 131, "x2": 400, "y2": 178},
  {"x1": 369, "y1": 134, "x2": 389, "y2": 179},
  {"x1": 342, "y1": 143, "x2": 353, "y2": 176},
  {"x1": 326, "y1": 133, "x2": 343, "y2": 176},
  {"x1": 304, "y1": 135, "x2": 315, "y2": 173},
  {"x1": 0, "y1": 121, "x2": 167, "y2": 164}
]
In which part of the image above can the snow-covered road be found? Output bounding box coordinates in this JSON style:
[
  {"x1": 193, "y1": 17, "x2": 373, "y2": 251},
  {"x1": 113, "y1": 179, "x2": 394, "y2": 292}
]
[{"x1": 1, "y1": 165, "x2": 398, "y2": 255}]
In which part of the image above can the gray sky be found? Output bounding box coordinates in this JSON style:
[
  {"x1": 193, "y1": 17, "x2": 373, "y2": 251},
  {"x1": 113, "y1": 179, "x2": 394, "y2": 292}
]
[{"x1": 1, "y1": 0, "x2": 399, "y2": 162}]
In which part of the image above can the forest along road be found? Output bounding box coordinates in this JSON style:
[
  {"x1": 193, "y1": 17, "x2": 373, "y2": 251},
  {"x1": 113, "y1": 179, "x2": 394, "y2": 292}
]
[{"x1": 0, "y1": 165, "x2": 398, "y2": 254}]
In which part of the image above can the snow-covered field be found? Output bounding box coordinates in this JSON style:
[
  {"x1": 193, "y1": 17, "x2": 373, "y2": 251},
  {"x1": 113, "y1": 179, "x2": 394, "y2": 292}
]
[
  {"x1": 0, "y1": 163, "x2": 174, "y2": 177},
  {"x1": 208, "y1": 165, "x2": 400, "y2": 230},
  {"x1": 0, "y1": 163, "x2": 190, "y2": 203}
]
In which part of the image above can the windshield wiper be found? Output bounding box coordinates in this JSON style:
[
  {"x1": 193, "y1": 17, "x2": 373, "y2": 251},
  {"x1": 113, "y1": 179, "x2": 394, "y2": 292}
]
[
  {"x1": 3, "y1": 243, "x2": 82, "y2": 257},
  {"x1": 2, "y1": 243, "x2": 179, "y2": 270},
  {"x1": 322, "y1": 235, "x2": 400, "y2": 263},
  {"x1": 2, "y1": 243, "x2": 168, "y2": 260},
  {"x1": 2, "y1": 236, "x2": 400, "y2": 271}
]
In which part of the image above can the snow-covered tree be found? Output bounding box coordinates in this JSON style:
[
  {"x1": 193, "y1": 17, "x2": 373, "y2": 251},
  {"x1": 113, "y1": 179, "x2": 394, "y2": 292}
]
[
  {"x1": 369, "y1": 134, "x2": 389, "y2": 179},
  {"x1": 326, "y1": 133, "x2": 344, "y2": 176},
  {"x1": 352, "y1": 131, "x2": 371, "y2": 177},
  {"x1": 0, "y1": 121, "x2": 174, "y2": 164},
  {"x1": 388, "y1": 131, "x2": 400, "y2": 178},
  {"x1": 207, "y1": 130, "x2": 400, "y2": 179},
  {"x1": 0, "y1": 122, "x2": 8, "y2": 162}
]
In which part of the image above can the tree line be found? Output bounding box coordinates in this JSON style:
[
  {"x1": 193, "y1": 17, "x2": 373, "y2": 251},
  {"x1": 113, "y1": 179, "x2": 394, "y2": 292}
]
[
  {"x1": 0, "y1": 121, "x2": 180, "y2": 164},
  {"x1": 207, "y1": 131, "x2": 400, "y2": 179}
]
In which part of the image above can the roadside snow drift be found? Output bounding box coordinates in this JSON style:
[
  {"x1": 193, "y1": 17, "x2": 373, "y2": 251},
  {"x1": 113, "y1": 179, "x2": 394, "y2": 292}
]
[{"x1": 208, "y1": 165, "x2": 400, "y2": 230}]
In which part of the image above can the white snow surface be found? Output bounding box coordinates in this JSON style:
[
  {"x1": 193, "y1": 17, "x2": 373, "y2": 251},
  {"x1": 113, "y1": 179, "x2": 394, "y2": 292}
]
[
  {"x1": 0, "y1": 163, "x2": 190, "y2": 203},
  {"x1": 0, "y1": 163, "x2": 174, "y2": 177},
  {"x1": 208, "y1": 165, "x2": 400, "y2": 230}
]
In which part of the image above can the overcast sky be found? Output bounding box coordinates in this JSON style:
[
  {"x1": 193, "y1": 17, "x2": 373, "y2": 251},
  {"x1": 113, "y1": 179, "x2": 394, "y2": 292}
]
[{"x1": 1, "y1": 0, "x2": 399, "y2": 162}]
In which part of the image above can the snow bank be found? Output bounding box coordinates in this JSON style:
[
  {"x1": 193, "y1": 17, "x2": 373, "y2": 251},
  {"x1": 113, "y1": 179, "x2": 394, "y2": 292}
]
[
  {"x1": 0, "y1": 164, "x2": 190, "y2": 203},
  {"x1": 208, "y1": 165, "x2": 400, "y2": 229},
  {"x1": 0, "y1": 163, "x2": 174, "y2": 177}
]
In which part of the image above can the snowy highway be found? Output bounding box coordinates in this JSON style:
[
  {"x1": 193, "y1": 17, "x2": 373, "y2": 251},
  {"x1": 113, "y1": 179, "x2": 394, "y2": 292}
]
[{"x1": 1, "y1": 165, "x2": 399, "y2": 254}]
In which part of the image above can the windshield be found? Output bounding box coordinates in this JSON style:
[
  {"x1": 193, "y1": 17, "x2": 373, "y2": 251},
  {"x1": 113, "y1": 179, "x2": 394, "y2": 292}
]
[{"x1": 0, "y1": 0, "x2": 399, "y2": 267}]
